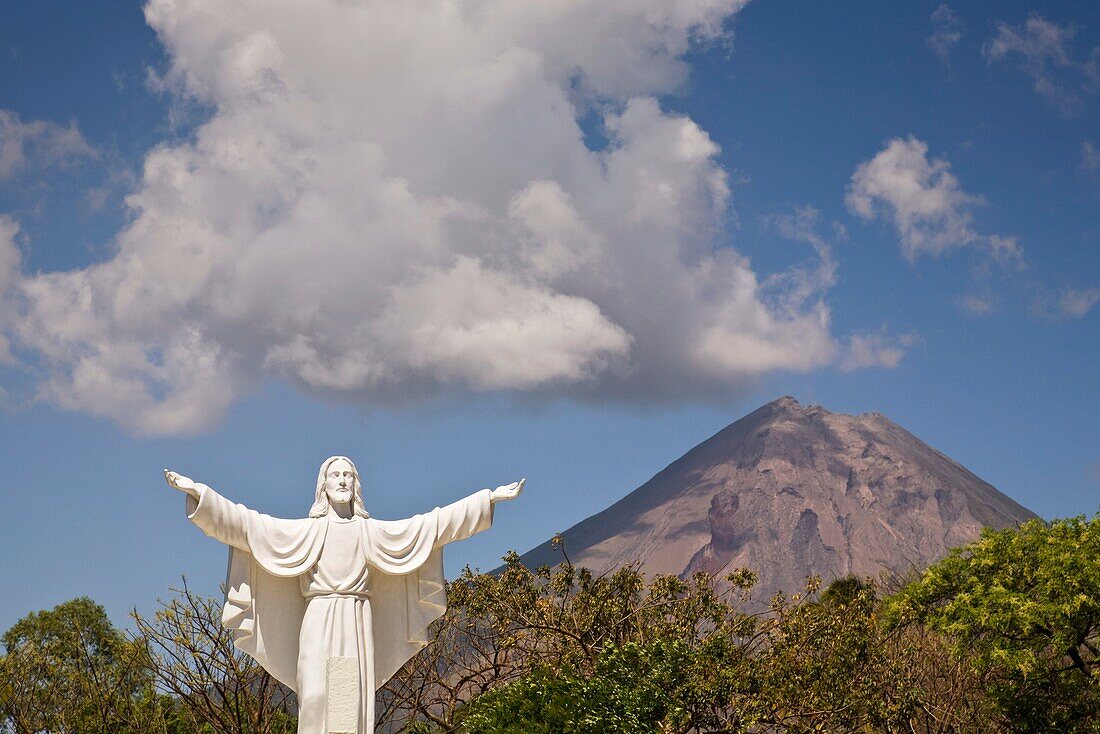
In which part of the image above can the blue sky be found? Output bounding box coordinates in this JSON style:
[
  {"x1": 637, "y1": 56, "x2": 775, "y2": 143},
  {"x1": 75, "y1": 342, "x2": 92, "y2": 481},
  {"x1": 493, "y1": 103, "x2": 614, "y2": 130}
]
[{"x1": 0, "y1": 0, "x2": 1097, "y2": 632}]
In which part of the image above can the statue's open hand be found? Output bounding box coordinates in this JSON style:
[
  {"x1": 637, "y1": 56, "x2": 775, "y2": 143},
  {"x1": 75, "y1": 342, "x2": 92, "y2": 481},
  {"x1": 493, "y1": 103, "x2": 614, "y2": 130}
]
[
  {"x1": 164, "y1": 470, "x2": 199, "y2": 498},
  {"x1": 490, "y1": 478, "x2": 525, "y2": 504}
]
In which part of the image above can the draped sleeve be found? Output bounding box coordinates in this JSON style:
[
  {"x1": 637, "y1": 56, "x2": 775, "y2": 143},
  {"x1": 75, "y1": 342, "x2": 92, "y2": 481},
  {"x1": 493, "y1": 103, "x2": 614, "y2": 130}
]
[
  {"x1": 185, "y1": 484, "x2": 251, "y2": 551},
  {"x1": 184, "y1": 486, "x2": 327, "y2": 692},
  {"x1": 365, "y1": 488, "x2": 494, "y2": 685},
  {"x1": 435, "y1": 488, "x2": 494, "y2": 548},
  {"x1": 186, "y1": 485, "x2": 325, "y2": 577}
]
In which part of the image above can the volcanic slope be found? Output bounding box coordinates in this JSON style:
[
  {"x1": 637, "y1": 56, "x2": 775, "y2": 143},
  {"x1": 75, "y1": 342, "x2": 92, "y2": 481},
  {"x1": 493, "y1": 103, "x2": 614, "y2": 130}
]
[{"x1": 518, "y1": 397, "x2": 1037, "y2": 600}]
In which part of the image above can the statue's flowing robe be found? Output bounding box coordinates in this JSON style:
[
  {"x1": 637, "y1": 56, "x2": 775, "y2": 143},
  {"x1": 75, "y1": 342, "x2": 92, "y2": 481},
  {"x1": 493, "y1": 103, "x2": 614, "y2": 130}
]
[{"x1": 185, "y1": 486, "x2": 493, "y2": 734}]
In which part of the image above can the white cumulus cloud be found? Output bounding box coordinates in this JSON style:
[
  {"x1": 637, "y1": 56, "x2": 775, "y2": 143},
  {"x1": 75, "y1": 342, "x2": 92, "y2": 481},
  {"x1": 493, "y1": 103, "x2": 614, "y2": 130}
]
[
  {"x1": 0, "y1": 216, "x2": 20, "y2": 296},
  {"x1": 0, "y1": 216, "x2": 21, "y2": 364},
  {"x1": 0, "y1": 0, "x2": 855, "y2": 435},
  {"x1": 847, "y1": 137, "x2": 1021, "y2": 264}
]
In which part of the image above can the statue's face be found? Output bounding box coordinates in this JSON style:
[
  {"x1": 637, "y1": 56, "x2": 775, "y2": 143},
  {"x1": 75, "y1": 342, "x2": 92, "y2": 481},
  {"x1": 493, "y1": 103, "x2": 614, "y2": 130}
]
[{"x1": 324, "y1": 458, "x2": 356, "y2": 507}]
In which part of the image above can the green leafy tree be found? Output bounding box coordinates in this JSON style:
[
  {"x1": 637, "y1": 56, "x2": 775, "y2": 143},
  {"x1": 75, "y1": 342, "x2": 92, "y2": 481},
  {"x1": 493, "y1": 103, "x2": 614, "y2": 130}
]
[
  {"x1": 741, "y1": 575, "x2": 998, "y2": 733},
  {"x1": 390, "y1": 558, "x2": 1005, "y2": 734},
  {"x1": 885, "y1": 515, "x2": 1100, "y2": 731},
  {"x1": 455, "y1": 638, "x2": 697, "y2": 734},
  {"x1": 0, "y1": 597, "x2": 161, "y2": 734},
  {"x1": 378, "y1": 546, "x2": 760, "y2": 732}
]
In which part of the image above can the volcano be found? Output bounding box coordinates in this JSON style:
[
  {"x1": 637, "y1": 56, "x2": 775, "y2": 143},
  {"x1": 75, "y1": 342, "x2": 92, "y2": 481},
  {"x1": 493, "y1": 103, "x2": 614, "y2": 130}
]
[{"x1": 518, "y1": 397, "x2": 1037, "y2": 600}]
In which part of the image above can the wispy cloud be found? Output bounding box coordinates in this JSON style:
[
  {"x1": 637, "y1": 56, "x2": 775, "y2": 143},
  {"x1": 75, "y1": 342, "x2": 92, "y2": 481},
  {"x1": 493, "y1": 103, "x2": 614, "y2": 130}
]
[
  {"x1": 1033, "y1": 287, "x2": 1100, "y2": 320},
  {"x1": 840, "y1": 332, "x2": 920, "y2": 372},
  {"x1": 1059, "y1": 288, "x2": 1100, "y2": 318},
  {"x1": 0, "y1": 110, "x2": 96, "y2": 180},
  {"x1": 847, "y1": 136, "x2": 1021, "y2": 265},
  {"x1": 983, "y1": 13, "x2": 1099, "y2": 115},
  {"x1": 956, "y1": 292, "x2": 996, "y2": 317},
  {"x1": 1083, "y1": 141, "x2": 1100, "y2": 175},
  {"x1": 928, "y1": 5, "x2": 963, "y2": 67},
  {"x1": 760, "y1": 206, "x2": 838, "y2": 311},
  {"x1": 762, "y1": 208, "x2": 919, "y2": 374}
]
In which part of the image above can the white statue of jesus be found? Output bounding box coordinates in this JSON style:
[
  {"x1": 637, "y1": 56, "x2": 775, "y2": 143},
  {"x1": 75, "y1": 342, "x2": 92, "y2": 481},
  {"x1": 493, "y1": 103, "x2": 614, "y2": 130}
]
[{"x1": 164, "y1": 456, "x2": 523, "y2": 734}]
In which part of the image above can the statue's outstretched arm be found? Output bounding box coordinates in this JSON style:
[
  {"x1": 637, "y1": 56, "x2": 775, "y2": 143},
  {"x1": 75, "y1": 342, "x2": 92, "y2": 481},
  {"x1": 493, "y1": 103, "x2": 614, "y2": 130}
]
[
  {"x1": 165, "y1": 469, "x2": 252, "y2": 551},
  {"x1": 429, "y1": 479, "x2": 524, "y2": 548}
]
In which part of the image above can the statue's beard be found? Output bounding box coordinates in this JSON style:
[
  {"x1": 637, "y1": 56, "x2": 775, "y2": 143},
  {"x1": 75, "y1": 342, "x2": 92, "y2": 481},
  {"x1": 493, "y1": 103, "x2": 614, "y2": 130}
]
[{"x1": 326, "y1": 489, "x2": 353, "y2": 504}]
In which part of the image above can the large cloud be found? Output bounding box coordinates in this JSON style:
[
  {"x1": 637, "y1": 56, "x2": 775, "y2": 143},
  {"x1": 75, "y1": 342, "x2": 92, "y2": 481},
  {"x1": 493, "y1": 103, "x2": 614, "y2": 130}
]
[{"x1": 2, "y1": 0, "x2": 843, "y2": 435}]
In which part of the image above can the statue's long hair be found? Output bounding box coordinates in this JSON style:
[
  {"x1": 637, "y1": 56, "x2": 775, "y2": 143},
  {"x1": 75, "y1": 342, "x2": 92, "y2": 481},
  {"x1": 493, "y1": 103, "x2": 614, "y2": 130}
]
[{"x1": 309, "y1": 455, "x2": 370, "y2": 519}]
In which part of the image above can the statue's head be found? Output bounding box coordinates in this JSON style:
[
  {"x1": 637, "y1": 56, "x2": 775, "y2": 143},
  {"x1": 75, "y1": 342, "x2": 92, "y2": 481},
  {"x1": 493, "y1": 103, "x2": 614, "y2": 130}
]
[{"x1": 309, "y1": 455, "x2": 370, "y2": 519}]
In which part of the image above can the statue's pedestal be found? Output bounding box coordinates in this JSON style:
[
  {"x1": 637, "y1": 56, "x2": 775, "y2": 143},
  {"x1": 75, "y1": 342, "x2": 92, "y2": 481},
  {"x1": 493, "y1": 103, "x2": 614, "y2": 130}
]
[{"x1": 327, "y1": 656, "x2": 359, "y2": 734}]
